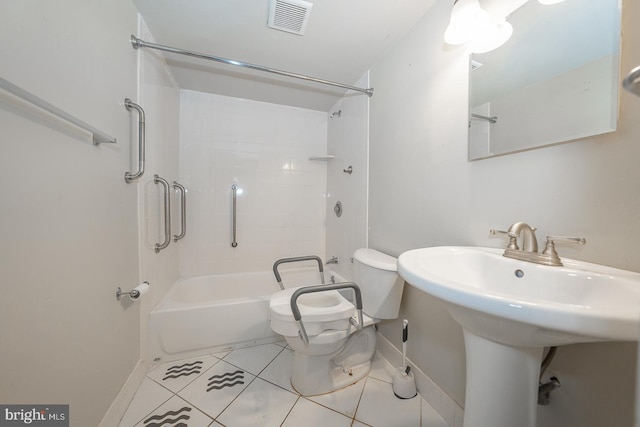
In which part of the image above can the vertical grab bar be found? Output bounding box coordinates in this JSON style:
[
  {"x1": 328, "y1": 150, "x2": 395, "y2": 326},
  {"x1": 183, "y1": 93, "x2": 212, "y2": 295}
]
[
  {"x1": 173, "y1": 181, "x2": 186, "y2": 242},
  {"x1": 231, "y1": 184, "x2": 238, "y2": 247},
  {"x1": 124, "y1": 99, "x2": 145, "y2": 183},
  {"x1": 154, "y1": 175, "x2": 171, "y2": 253}
]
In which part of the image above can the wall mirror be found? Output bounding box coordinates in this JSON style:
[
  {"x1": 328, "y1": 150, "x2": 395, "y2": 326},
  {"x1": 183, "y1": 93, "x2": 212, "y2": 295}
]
[{"x1": 468, "y1": 0, "x2": 621, "y2": 161}]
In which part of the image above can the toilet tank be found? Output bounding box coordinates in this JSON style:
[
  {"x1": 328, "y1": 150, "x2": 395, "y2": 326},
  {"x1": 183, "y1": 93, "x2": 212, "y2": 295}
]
[{"x1": 353, "y1": 248, "x2": 405, "y2": 319}]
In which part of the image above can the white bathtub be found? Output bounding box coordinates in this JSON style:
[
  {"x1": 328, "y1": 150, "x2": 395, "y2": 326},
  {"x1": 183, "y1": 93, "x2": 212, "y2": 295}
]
[{"x1": 148, "y1": 267, "x2": 342, "y2": 362}]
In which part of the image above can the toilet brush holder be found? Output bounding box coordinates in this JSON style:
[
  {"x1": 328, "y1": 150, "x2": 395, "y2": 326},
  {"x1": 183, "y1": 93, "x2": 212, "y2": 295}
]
[
  {"x1": 393, "y1": 366, "x2": 417, "y2": 399},
  {"x1": 393, "y1": 319, "x2": 417, "y2": 399}
]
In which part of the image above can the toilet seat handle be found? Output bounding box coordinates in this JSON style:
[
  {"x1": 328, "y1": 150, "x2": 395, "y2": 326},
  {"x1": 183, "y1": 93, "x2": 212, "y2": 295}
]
[
  {"x1": 290, "y1": 282, "x2": 363, "y2": 345},
  {"x1": 273, "y1": 255, "x2": 325, "y2": 290}
]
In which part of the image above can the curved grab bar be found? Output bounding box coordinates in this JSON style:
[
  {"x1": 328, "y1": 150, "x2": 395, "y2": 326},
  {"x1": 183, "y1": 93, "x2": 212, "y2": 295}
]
[
  {"x1": 272, "y1": 255, "x2": 325, "y2": 290},
  {"x1": 290, "y1": 282, "x2": 363, "y2": 345},
  {"x1": 154, "y1": 175, "x2": 171, "y2": 253},
  {"x1": 124, "y1": 99, "x2": 146, "y2": 183},
  {"x1": 173, "y1": 181, "x2": 186, "y2": 242},
  {"x1": 231, "y1": 184, "x2": 238, "y2": 248}
]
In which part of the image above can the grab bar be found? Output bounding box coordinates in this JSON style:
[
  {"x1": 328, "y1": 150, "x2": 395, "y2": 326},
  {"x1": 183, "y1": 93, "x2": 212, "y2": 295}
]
[
  {"x1": 272, "y1": 256, "x2": 325, "y2": 290},
  {"x1": 154, "y1": 175, "x2": 171, "y2": 253},
  {"x1": 0, "y1": 77, "x2": 117, "y2": 145},
  {"x1": 173, "y1": 181, "x2": 186, "y2": 242},
  {"x1": 290, "y1": 282, "x2": 363, "y2": 345},
  {"x1": 231, "y1": 184, "x2": 238, "y2": 248},
  {"x1": 124, "y1": 98, "x2": 146, "y2": 183},
  {"x1": 471, "y1": 113, "x2": 498, "y2": 123}
]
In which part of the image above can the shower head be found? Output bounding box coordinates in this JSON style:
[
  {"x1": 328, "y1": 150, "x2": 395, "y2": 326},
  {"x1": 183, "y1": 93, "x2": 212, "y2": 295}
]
[
  {"x1": 623, "y1": 65, "x2": 640, "y2": 97},
  {"x1": 329, "y1": 110, "x2": 342, "y2": 119}
]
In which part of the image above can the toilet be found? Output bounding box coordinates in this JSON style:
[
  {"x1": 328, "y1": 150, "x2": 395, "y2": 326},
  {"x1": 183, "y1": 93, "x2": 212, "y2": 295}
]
[{"x1": 269, "y1": 248, "x2": 405, "y2": 396}]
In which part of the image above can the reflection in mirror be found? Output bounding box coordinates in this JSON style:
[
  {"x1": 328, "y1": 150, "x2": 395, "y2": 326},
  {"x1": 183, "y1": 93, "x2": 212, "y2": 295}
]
[{"x1": 468, "y1": 0, "x2": 621, "y2": 161}]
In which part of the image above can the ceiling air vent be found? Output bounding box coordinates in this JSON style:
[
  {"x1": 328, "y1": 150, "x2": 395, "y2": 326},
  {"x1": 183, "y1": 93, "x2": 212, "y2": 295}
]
[{"x1": 268, "y1": 0, "x2": 313, "y2": 36}]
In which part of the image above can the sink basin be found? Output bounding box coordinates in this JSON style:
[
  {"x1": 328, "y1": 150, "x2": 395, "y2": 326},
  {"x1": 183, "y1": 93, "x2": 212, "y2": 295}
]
[
  {"x1": 398, "y1": 246, "x2": 640, "y2": 347},
  {"x1": 398, "y1": 246, "x2": 640, "y2": 427}
]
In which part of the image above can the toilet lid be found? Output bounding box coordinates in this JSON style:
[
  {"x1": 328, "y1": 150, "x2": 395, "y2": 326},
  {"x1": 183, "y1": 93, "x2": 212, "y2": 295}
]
[
  {"x1": 270, "y1": 286, "x2": 356, "y2": 323},
  {"x1": 354, "y1": 248, "x2": 397, "y2": 271}
]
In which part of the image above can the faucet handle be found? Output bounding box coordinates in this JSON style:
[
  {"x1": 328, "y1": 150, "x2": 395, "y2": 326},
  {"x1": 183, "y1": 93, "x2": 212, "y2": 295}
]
[
  {"x1": 544, "y1": 236, "x2": 587, "y2": 246},
  {"x1": 489, "y1": 229, "x2": 516, "y2": 237},
  {"x1": 489, "y1": 229, "x2": 519, "y2": 250},
  {"x1": 542, "y1": 236, "x2": 586, "y2": 262}
]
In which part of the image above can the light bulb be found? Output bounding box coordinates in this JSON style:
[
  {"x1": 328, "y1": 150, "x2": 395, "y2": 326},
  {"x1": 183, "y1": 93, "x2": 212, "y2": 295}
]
[
  {"x1": 470, "y1": 19, "x2": 513, "y2": 53},
  {"x1": 444, "y1": 0, "x2": 493, "y2": 45}
]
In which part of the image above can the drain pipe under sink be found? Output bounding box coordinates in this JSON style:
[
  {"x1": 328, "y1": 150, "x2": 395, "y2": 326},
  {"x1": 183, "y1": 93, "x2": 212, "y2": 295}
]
[{"x1": 538, "y1": 346, "x2": 561, "y2": 405}]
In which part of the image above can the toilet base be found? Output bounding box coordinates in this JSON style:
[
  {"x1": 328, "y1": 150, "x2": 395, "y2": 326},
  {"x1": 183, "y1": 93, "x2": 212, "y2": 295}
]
[{"x1": 289, "y1": 325, "x2": 377, "y2": 396}]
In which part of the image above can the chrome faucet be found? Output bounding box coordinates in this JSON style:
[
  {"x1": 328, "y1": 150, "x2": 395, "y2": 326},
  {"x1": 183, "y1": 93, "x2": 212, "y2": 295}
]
[
  {"x1": 491, "y1": 222, "x2": 586, "y2": 266},
  {"x1": 506, "y1": 221, "x2": 538, "y2": 253},
  {"x1": 325, "y1": 256, "x2": 339, "y2": 265}
]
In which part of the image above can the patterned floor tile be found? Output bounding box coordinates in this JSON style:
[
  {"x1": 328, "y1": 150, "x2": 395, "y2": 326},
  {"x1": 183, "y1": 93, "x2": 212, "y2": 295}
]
[
  {"x1": 120, "y1": 342, "x2": 449, "y2": 427},
  {"x1": 118, "y1": 377, "x2": 173, "y2": 427},
  {"x1": 178, "y1": 360, "x2": 255, "y2": 419},
  {"x1": 147, "y1": 355, "x2": 220, "y2": 393},
  {"x1": 134, "y1": 395, "x2": 213, "y2": 427}
]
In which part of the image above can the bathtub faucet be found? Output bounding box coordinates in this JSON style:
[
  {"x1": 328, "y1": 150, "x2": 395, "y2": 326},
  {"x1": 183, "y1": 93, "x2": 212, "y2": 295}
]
[{"x1": 326, "y1": 256, "x2": 339, "y2": 265}]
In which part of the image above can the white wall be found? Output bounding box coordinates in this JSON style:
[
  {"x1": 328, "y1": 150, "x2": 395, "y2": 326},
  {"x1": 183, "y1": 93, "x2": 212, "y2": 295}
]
[
  {"x1": 369, "y1": 1, "x2": 639, "y2": 426},
  {"x1": 0, "y1": 1, "x2": 141, "y2": 426},
  {"x1": 326, "y1": 73, "x2": 370, "y2": 280},
  {"x1": 136, "y1": 18, "x2": 181, "y2": 362},
  {"x1": 471, "y1": 56, "x2": 618, "y2": 159},
  {"x1": 179, "y1": 90, "x2": 328, "y2": 276}
]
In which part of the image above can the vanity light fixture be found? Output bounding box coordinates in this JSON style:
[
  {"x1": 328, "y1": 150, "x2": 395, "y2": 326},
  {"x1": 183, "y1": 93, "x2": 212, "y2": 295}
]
[
  {"x1": 444, "y1": 0, "x2": 493, "y2": 45},
  {"x1": 470, "y1": 17, "x2": 513, "y2": 53},
  {"x1": 444, "y1": 0, "x2": 513, "y2": 53}
]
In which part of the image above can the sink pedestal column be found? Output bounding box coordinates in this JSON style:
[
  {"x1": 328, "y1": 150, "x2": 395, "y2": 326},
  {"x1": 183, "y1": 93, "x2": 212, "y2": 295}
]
[{"x1": 463, "y1": 329, "x2": 544, "y2": 427}]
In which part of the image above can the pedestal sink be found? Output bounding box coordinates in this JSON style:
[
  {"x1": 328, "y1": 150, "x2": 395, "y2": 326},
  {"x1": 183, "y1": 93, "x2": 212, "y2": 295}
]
[{"x1": 397, "y1": 246, "x2": 640, "y2": 427}]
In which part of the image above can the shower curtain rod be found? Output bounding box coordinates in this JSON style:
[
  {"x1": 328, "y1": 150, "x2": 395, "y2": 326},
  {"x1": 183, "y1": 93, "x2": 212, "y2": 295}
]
[{"x1": 130, "y1": 36, "x2": 374, "y2": 97}]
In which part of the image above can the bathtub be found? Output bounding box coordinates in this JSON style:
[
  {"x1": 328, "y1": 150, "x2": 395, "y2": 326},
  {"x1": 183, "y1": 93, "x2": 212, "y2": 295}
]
[{"x1": 148, "y1": 267, "x2": 343, "y2": 362}]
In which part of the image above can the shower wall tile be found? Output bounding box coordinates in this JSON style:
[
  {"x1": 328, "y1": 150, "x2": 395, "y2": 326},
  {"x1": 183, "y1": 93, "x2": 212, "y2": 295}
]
[
  {"x1": 325, "y1": 72, "x2": 370, "y2": 280},
  {"x1": 179, "y1": 90, "x2": 327, "y2": 275},
  {"x1": 137, "y1": 17, "x2": 181, "y2": 365}
]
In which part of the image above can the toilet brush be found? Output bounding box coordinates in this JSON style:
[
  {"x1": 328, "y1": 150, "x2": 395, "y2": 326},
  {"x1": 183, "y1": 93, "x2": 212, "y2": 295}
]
[{"x1": 392, "y1": 319, "x2": 417, "y2": 399}]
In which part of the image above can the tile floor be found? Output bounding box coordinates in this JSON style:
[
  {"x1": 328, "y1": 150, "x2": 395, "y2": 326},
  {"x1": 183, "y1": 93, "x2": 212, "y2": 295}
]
[{"x1": 119, "y1": 342, "x2": 449, "y2": 427}]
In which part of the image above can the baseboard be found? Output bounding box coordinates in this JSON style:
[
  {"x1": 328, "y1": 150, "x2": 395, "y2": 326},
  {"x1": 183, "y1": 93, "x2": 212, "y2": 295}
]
[
  {"x1": 376, "y1": 331, "x2": 464, "y2": 427},
  {"x1": 99, "y1": 359, "x2": 149, "y2": 427}
]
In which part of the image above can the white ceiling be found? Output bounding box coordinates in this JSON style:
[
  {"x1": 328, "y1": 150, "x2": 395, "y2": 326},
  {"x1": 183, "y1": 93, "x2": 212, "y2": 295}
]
[{"x1": 133, "y1": 0, "x2": 438, "y2": 111}]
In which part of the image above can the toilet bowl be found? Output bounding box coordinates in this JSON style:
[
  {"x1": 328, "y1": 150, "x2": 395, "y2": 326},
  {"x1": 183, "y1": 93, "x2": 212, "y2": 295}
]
[
  {"x1": 269, "y1": 248, "x2": 404, "y2": 396},
  {"x1": 270, "y1": 287, "x2": 356, "y2": 354}
]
